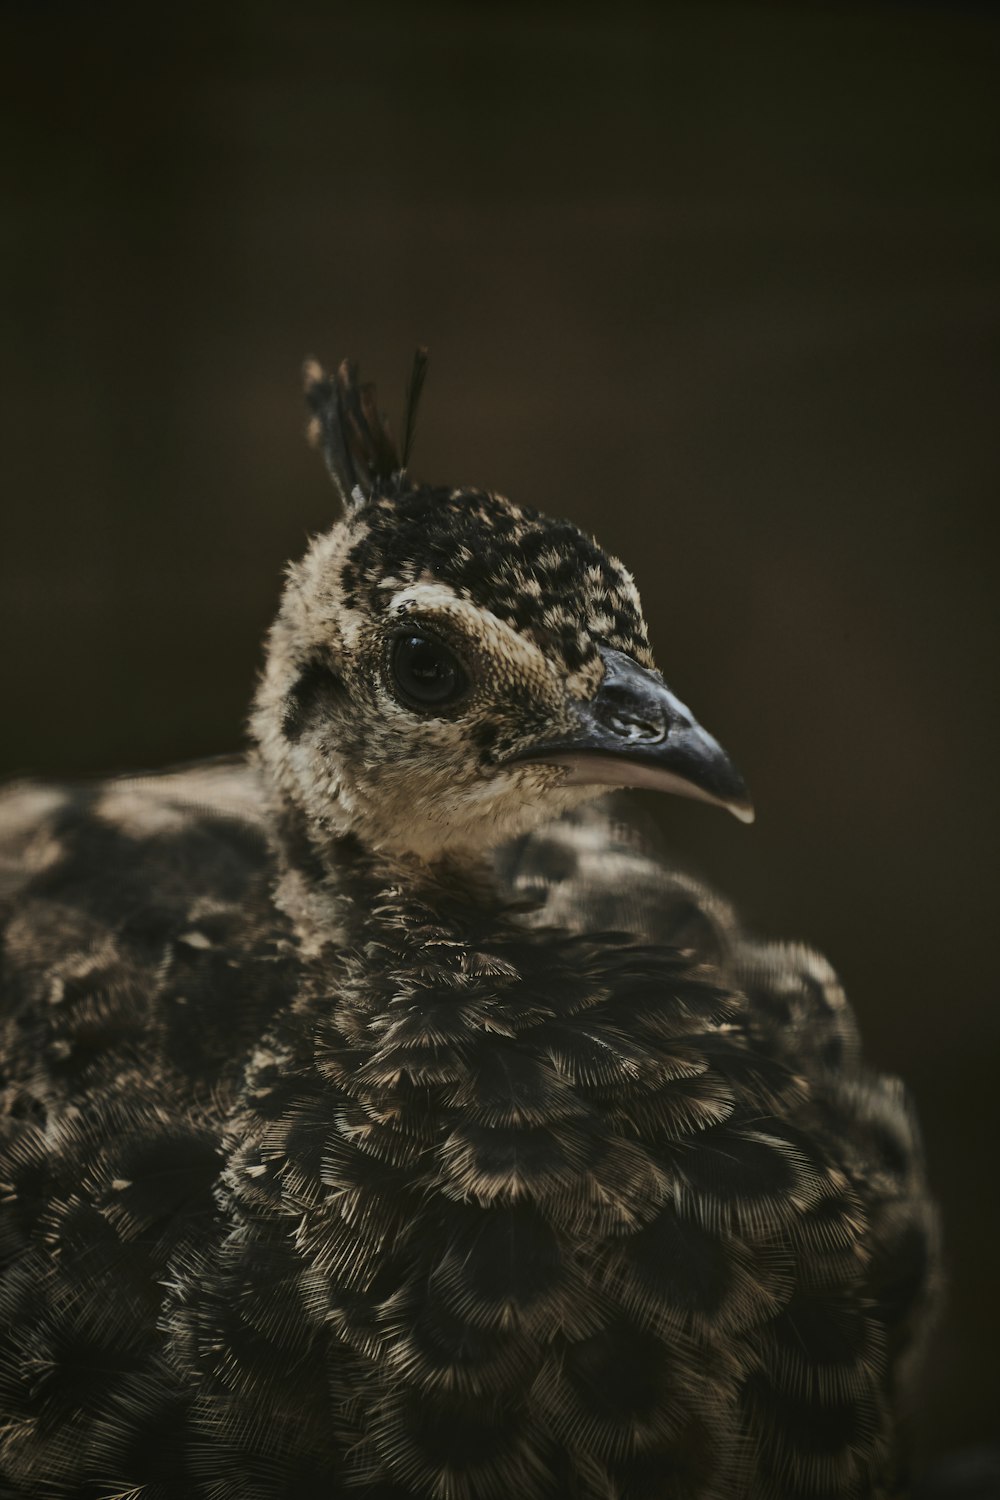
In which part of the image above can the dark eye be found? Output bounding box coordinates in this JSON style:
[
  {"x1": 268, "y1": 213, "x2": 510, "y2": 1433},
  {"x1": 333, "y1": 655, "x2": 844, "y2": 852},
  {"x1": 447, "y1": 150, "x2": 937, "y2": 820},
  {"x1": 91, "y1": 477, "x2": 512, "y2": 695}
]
[{"x1": 390, "y1": 633, "x2": 468, "y2": 710}]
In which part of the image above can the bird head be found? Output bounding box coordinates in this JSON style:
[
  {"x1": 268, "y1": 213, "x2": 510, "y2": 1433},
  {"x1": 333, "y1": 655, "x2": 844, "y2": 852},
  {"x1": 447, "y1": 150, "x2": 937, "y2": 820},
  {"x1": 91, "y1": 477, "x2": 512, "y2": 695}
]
[{"x1": 251, "y1": 354, "x2": 752, "y2": 867}]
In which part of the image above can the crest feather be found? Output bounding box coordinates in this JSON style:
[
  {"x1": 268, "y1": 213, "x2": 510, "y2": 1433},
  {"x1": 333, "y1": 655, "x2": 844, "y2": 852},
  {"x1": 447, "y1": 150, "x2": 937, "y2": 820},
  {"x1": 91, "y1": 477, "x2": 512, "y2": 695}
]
[{"x1": 303, "y1": 352, "x2": 428, "y2": 512}]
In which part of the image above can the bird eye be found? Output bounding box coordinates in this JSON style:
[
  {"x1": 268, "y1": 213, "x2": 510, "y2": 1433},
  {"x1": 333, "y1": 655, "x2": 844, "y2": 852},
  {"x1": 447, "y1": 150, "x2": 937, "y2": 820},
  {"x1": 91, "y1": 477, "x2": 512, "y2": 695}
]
[{"x1": 390, "y1": 632, "x2": 468, "y2": 711}]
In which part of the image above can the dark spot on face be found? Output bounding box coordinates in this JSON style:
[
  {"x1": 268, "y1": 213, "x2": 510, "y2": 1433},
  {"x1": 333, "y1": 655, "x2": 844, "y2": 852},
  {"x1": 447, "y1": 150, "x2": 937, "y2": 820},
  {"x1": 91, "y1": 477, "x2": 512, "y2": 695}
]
[
  {"x1": 472, "y1": 720, "x2": 499, "y2": 757},
  {"x1": 282, "y1": 656, "x2": 348, "y2": 742}
]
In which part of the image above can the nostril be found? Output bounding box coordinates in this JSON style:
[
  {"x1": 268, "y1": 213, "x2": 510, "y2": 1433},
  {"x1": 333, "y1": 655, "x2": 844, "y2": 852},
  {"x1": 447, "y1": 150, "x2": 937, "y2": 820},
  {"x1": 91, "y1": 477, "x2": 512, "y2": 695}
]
[{"x1": 606, "y1": 710, "x2": 668, "y2": 744}]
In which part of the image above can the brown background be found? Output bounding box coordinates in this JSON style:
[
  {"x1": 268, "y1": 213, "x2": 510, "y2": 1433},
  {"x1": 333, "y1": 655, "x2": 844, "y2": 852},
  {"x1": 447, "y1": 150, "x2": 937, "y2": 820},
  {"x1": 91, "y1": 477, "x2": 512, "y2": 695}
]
[{"x1": 2, "y1": 0, "x2": 997, "y2": 1469}]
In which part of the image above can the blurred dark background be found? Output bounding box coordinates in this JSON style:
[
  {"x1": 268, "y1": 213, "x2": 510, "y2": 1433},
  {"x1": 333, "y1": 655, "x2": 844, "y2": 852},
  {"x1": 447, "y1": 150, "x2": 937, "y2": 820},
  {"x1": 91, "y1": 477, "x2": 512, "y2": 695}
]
[{"x1": 2, "y1": 0, "x2": 997, "y2": 1471}]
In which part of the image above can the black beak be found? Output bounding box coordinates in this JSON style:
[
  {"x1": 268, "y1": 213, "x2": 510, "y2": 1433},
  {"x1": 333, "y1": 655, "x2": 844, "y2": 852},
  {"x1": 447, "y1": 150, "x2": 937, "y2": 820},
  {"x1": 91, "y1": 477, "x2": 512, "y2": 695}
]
[{"x1": 512, "y1": 648, "x2": 754, "y2": 823}]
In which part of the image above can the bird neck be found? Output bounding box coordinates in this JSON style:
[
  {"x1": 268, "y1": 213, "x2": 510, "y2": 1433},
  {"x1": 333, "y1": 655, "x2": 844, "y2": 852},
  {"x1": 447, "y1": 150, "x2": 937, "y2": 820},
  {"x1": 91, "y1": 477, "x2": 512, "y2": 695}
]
[{"x1": 269, "y1": 796, "x2": 503, "y2": 956}]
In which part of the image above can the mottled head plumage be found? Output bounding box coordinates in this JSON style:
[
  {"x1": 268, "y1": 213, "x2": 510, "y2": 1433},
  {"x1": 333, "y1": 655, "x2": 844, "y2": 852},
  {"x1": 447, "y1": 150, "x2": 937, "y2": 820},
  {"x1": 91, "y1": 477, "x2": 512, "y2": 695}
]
[
  {"x1": 253, "y1": 351, "x2": 749, "y2": 869},
  {"x1": 302, "y1": 353, "x2": 652, "y2": 678}
]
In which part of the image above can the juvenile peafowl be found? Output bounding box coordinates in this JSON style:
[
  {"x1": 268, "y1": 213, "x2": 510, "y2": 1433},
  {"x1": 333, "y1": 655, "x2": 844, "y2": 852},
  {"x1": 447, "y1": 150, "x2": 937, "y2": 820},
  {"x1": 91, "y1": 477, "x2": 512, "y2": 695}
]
[{"x1": 0, "y1": 352, "x2": 938, "y2": 1500}]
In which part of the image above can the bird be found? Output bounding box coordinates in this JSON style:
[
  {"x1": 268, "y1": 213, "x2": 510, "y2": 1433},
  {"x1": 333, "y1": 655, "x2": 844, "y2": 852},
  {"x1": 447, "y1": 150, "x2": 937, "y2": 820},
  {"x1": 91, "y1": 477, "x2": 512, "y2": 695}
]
[{"x1": 0, "y1": 350, "x2": 938, "y2": 1500}]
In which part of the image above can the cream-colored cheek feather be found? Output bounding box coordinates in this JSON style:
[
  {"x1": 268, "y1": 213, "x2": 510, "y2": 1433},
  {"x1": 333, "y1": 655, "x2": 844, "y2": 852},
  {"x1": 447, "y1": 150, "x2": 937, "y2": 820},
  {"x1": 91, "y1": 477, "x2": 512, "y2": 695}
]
[{"x1": 350, "y1": 764, "x2": 600, "y2": 862}]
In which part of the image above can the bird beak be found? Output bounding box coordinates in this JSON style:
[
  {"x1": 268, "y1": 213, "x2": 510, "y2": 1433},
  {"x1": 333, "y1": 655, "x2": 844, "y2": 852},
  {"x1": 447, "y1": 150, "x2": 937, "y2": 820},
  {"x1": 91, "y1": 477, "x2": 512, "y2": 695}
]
[{"x1": 512, "y1": 647, "x2": 754, "y2": 824}]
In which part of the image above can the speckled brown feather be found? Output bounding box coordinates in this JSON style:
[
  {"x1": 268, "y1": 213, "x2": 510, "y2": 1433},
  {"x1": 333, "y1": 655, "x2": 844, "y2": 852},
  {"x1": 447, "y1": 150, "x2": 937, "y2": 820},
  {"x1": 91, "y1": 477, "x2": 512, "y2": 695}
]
[{"x1": 0, "y1": 357, "x2": 938, "y2": 1499}]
